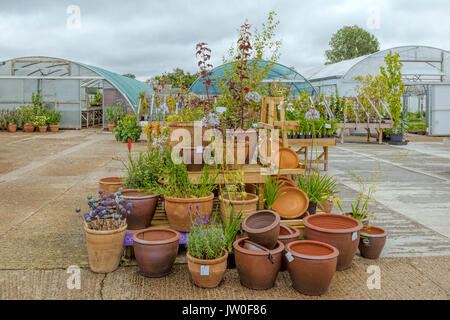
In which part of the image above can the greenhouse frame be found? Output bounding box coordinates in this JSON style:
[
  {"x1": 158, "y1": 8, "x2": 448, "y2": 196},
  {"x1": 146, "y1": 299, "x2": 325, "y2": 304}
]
[{"x1": 0, "y1": 56, "x2": 152, "y2": 129}]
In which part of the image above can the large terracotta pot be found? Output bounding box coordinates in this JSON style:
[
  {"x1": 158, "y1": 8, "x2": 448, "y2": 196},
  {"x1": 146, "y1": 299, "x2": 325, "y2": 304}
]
[
  {"x1": 286, "y1": 240, "x2": 339, "y2": 296},
  {"x1": 84, "y1": 222, "x2": 127, "y2": 273},
  {"x1": 187, "y1": 250, "x2": 228, "y2": 288},
  {"x1": 22, "y1": 124, "x2": 35, "y2": 132},
  {"x1": 219, "y1": 193, "x2": 258, "y2": 224},
  {"x1": 242, "y1": 210, "x2": 280, "y2": 249},
  {"x1": 234, "y1": 237, "x2": 284, "y2": 290},
  {"x1": 107, "y1": 123, "x2": 116, "y2": 132},
  {"x1": 121, "y1": 189, "x2": 159, "y2": 230},
  {"x1": 132, "y1": 228, "x2": 180, "y2": 277},
  {"x1": 7, "y1": 124, "x2": 17, "y2": 132},
  {"x1": 49, "y1": 124, "x2": 59, "y2": 132},
  {"x1": 99, "y1": 177, "x2": 123, "y2": 196},
  {"x1": 278, "y1": 224, "x2": 301, "y2": 271},
  {"x1": 303, "y1": 214, "x2": 362, "y2": 270},
  {"x1": 359, "y1": 226, "x2": 387, "y2": 259},
  {"x1": 38, "y1": 126, "x2": 48, "y2": 133},
  {"x1": 164, "y1": 193, "x2": 214, "y2": 232}
]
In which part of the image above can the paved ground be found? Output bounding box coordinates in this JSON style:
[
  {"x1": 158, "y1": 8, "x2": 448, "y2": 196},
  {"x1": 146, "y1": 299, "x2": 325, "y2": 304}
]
[{"x1": 0, "y1": 129, "x2": 449, "y2": 299}]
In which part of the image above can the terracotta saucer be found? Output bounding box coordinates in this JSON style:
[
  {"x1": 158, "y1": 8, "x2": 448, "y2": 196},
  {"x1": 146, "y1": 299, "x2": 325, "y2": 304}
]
[
  {"x1": 272, "y1": 187, "x2": 309, "y2": 219},
  {"x1": 279, "y1": 148, "x2": 299, "y2": 169},
  {"x1": 277, "y1": 176, "x2": 297, "y2": 188}
]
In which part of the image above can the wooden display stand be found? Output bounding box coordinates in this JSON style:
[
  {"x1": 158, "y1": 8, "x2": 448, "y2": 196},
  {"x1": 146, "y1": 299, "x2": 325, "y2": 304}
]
[{"x1": 338, "y1": 122, "x2": 393, "y2": 144}]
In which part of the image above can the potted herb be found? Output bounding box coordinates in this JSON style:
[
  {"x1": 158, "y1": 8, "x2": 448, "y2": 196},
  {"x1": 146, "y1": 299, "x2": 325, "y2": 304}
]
[
  {"x1": 18, "y1": 106, "x2": 35, "y2": 132},
  {"x1": 113, "y1": 115, "x2": 142, "y2": 142},
  {"x1": 32, "y1": 114, "x2": 48, "y2": 133},
  {"x1": 6, "y1": 110, "x2": 18, "y2": 133},
  {"x1": 105, "y1": 105, "x2": 124, "y2": 131},
  {"x1": 76, "y1": 190, "x2": 128, "y2": 273},
  {"x1": 295, "y1": 172, "x2": 338, "y2": 214},
  {"x1": 47, "y1": 110, "x2": 61, "y2": 132},
  {"x1": 219, "y1": 201, "x2": 244, "y2": 269}
]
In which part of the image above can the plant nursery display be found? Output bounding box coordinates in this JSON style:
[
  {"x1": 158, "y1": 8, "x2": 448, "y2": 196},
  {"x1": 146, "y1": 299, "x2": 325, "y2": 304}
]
[
  {"x1": 358, "y1": 226, "x2": 387, "y2": 259},
  {"x1": 113, "y1": 115, "x2": 142, "y2": 142}
]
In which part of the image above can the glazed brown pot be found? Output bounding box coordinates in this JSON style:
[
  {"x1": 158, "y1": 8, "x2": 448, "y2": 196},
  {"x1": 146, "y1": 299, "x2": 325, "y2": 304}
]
[
  {"x1": 49, "y1": 124, "x2": 59, "y2": 132},
  {"x1": 286, "y1": 240, "x2": 339, "y2": 296},
  {"x1": 164, "y1": 193, "x2": 214, "y2": 232},
  {"x1": 303, "y1": 214, "x2": 363, "y2": 270},
  {"x1": 132, "y1": 228, "x2": 180, "y2": 277},
  {"x1": 234, "y1": 237, "x2": 284, "y2": 290},
  {"x1": 107, "y1": 123, "x2": 116, "y2": 132},
  {"x1": 187, "y1": 250, "x2": 228, "y2": 288},
  {"x1": 359, "y1": 226, "x2": 387, "y2": 259},
  {"x1": 219, "y1": 193, "x2": 259, "y2": 224},
  {"x1": 7, "y1": 124, "x2": 17, "y2": 132},
  {"x1": 99, "y1": 177, "x2": 123, "y2": 196},
  {"x1": 278, "y1": 224, "x2": 301, "y2": 271},
  {"x1": 242, "y1": 210, "x2": 280, "y2": 249},
  {"x1": 38, "y1": 126, "x2": 48, "y2": 133},
  {"x1": 22, "y1": 124, "x2": 35, "y2": 132},
  {"x1": 121, "y1": 189, "x2": 159, "y2": 230},
  {"x1": 84, "y1": 222, "x2": 127, "y2": 273}
]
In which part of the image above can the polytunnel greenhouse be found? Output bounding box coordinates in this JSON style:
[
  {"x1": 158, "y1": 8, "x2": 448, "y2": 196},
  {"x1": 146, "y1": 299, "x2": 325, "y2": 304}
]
[
  {"x1": 189, "y1": 60, "x2": 317, "y2": 97},
  {"x1": 0, "y1": 56, "x2": 152, "y2": 129}
]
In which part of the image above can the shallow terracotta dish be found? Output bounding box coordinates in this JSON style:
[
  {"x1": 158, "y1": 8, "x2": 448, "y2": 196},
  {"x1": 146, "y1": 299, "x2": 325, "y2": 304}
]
[
  {"x1": 277, "y1": 176, "x2": 297, "y2": 188},
  {"x1": 279, "y1": 147, "x2": 299, "y2": 169},
  {"x1": 272, "y1": 187, "x2": 309, "y2": 219}
]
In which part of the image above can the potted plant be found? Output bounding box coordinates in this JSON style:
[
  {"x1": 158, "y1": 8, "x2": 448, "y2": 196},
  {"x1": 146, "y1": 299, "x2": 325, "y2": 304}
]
[
  {"x1": 6, "y1": 110, "x2": 18, "y2": 133},
  {"x1": 186, "y1": 214, "x2": 228, "y2": 288},
  {"x1": 334, "y1": 184, "x2": 376, "y2": 225},
  {"x1": 47, "y1": 110, "x2": 61, "y2": 132},
  {"x1": 76, "y1": 190, "x2": 128, "y2": 273},
  {"x1": 33, "y1": 114, "x2": 48, "y2": 133},
  {"x1": 262, "y1": 175, "x2": 286, "y2": 210},
  {"x1": 90, "y1": 92, "x2": 103, "y2": 106},
  {"x1": 220, "y1": 204, "x2": 244, "y2": 269},
  {"x1": 105, "y1": 105, "x2": 124, "y2": 131},
  {"x1": 113, "y1": 115, "x2": 142, "y2": 142},
  {"x1": 295, "y1": 172, "x2": 338, "y2": 214},
  {"x1": 18, "y1": 106, "x2": 35, "y2": 132}
]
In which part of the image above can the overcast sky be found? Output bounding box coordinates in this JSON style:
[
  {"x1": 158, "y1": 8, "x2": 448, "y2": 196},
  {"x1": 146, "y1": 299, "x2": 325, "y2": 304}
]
[{"x1": 1, "y1": 0, "x2": 449, "y2": 81}]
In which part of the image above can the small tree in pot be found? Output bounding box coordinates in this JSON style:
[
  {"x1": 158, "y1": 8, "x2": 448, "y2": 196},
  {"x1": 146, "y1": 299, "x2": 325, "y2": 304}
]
[{"x1": 105, "y1": 105, "x2": 125, "y2": 131}]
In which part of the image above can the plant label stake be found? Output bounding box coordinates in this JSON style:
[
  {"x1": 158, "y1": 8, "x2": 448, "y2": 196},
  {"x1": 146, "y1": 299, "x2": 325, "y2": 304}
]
[
  {"x1": 200, "y1": 265, "x2": 210, "y2": 276},
  {"x1": 352, "y1": 232, "x2": 357, "y2": 241},
  {"x1": 285, "y1": 252, "x2": 294, "y2": 263}
]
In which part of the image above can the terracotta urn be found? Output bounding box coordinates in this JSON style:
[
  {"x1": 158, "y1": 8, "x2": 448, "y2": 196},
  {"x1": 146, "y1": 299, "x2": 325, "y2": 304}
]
[
  {"x1": 22, "y1": 124, "x2": 35, "y2": 132},
  {"x1": 303, "y1": 214, "x2": 363, "y2": 270},
  {"x1": 234, "y1": 237, "x2": 284, "y2": 290},
  {"x1": 219, "y1": 193, "x2": 259, "y2": 223},
  {"x1": 187, "y1": 250, "x2": 228, "y2": 288},
  {"x1": 99, "y1": 177, "x2": 123, "y2": 196},
  {"x1": 286, "y1": 240, "x2": 339, "y2": 296},
  {"x1": 38, "y1": 126, "x2": 48, "y2": 133},
  {"x1": 7, "y1": 124, "x2": 17, "y2": 132},
  {"x1": 358, "y1": 226, "x2": 387, "y2": 259},
  {"x1": 49, "y1": 124, "x2": 59, "y2": 132},
  {"x1": 132, "y1": 228, "x2": 180, "y2": 277},
  {"x1": 121, "y1": 189, "x2": 159, "y2": 230},
  {"x1": 242, "y1": 210, "x2": 280, "y2": 249},
  {"x1": 278, "y1": 224, "x2": 301, "y2": 271}
]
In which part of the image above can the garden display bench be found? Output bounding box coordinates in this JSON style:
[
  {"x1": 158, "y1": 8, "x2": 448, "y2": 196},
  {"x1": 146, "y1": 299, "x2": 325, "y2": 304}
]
[
  {"x1": 287, "y1": 138, "x2": 335, "y2": 171},
  {"x1": 81, "y1": 106, "x2": 103, "y2": 128},
  {"x1": 337, "y1": 121, "x2": 393, "y2": 144}
]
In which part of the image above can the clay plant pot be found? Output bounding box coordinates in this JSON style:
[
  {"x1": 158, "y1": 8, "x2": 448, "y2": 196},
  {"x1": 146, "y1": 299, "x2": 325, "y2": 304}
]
[
  {"x1": 7, "y1": 124, "x2": 17, "y2": 133},
  {"x1": 107, "y1": 123, "x2": 116, "y2": 132},
  {"x1": 164, "y1": 192, "x2": 214, "y2": 232},
  {"x1": 187, "y1": 250, "x2": 228, "y2": 288},
  {"x1": 132, "y1": 228, "x2": 180, "y2": 277},
  {"x1": 279, "y1": 147, "x2": 299, "y2": 169},
  {"x1": 303, "y1": 214, "x2": 363, "y2": 270},
  {"x1": 99, "y1": 177, "x2": 123, "y2": 196},
  {"x1": 84, "y1": 222, "x2": 127, "y2": 273},
  {"x1": 49, "y1": 124, "x2": 59, "y2": 132},
  {"x1": 242, "y1": 210, "x2": 280, "y2": 249},
  {"x1": 286, "y1": 240, "x2": 339, "y2": 296},
  {"x1": 22, "y1": 124, "x2": 35, "y2": 132},
  {"x1": 277, "y1": 176, "x2": 297, "y2": 188},
  {"x1": 219, "y1": 193, "x2": 259, "y2": 223},
  {"x1": 358, "y1": 226, "x2": 387, "y2": 259},
  {"x1": 121, "y1": 189, "x2": 159, "y2": 230},
  {"x1": 234, "y1": 237, "x2": 284, "y2": 290},
  {"x1": 278, "y1": 224, "x2": 301, "y2": 271},
  {"x1": 318, "y1": 198, "x2": 333, "y2": 213},
  {"x1": 38, "y1": 126, "x2": 48, "y2": 133},
  {"x1": 272, "y1": 187, "x2": 309, "y2": 219}
]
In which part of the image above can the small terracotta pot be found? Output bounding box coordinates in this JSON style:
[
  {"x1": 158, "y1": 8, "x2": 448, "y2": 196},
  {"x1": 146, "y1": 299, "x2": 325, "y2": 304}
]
[
  {"x1": 286, "y1": 240, "x2": 339, "y2": 296},
  {"x1": 164, "y1": 193, "x2": 214, "y2": 232},
  {"x1": 22, "y1": 124, "x2": 35, "y2": 132},
  {"x1": 278, "y1": 224, "x2": 301, "y2": 271},
  {"x1": 359, "y1": 226, "x2": 387, "y2": 259},
  {"x1": 121, "y1": 189, "x2": 159, "y2": 230},
  {"x1": 38, "y1": 126, "x2": 48, "y2": 133},
  {"x1": 107, "y1": 123, "x2": 116, "y2": 132},
  {"x1": 49, "y1": 124, "x2": 59, "y2": 132},
  {"x1": 234, "y1": 237, "x2": 284, "y2": 290},
  {"x1": 303, "y1": 214, "x2": 362, "y2": 270},
  {"x1": 7, "y1": 124, "x2": 17, "y2": 132},
  {"x1": 84, "y1": 222, "x2": 127, "y2": 273},
  {"x1": 318, "y1": 198, "x2": 333, "y2": 213},
  {"x1": 242, "y1": 210, "x2": 280, "y2": 249},
  {"x1": 187, "y1": 250, "x2": 228, "y2": 288},
  {"x1": 99, "y1": 177, "x2": 123, "y2": 196},
  {"x1": 219, "y1": 193, "x2": 259, "y2": 223},
  {"x1": 132, "y1": 228, "x2": 180, "y2": 277}
]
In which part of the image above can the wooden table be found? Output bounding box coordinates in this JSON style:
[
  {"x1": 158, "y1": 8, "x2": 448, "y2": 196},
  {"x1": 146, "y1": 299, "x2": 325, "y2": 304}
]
[
  {"x1": 287, "y1": 138, "x2": 336, "y2": 171},
  {"x1": 338, "y1": 122, "x2": 393, "y2": 144},
  {"x1": 81, "y1": 106, "x2": 103, "y2": 128}
]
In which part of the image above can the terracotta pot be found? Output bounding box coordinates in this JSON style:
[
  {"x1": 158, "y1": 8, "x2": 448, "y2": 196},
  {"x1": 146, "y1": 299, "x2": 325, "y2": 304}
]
[
  {"x1": 22, "y1": 124, "x2": 35, "y2": 132},
  {"x1": 219, "y1": 193, "x2": 258, "y2": 223},
  {"x1": 272, "y1": 187, "x2": 309, "y2": 219},
  {"x1": 121, "y1": 189, "x2": 159, "y2": 230},
  {"x1": 49, "y1": 124, "x2": 59, "y2": 132},
  {"x1": 277, "y1": 176, "x2": 297, "y2": 188},
  {"x1": 359, "y1": 226, "x2": 387, "y2": 259},
  {"x1": 107, "y1": 123, "x2": 116, "y2": 132},
  {"x1": 38, "y1": 126, "x2": 47, "y2": 133},
  {"x1": 303, "y1": 214, "x2": 363, "y2": 270},
  {"x1": 242, "y1": 210, "x2": 280, "y2": 249},
  {"x1": 279, "y1": 147, "x2": 299, "y2": 169},
  {"x1": 318, "y1": 198, "x2": 333, "y2": 213},
  {"x1": 278, "y1": 224, "x2": 301, "y2": 271},
  {"x1": 187, "y1": 250, "x2": 228, "y2": 288},
  {"x1": 164, "y1": 193, "x2": 214, "y2": 232},
  {"x1": 234, "y1": 237, "x2": 284, "y2": 290},
  {"x1": 7, "y1": 124, "x2": 17, "y2": 132},
  {"x1": 286, "y1": 240, "x2": 339, "y2": 296},
  {"x1": 132, "y1": 228, "x2": 180, "y2": 277},
  {"x1": 84, "y1": 222, "x2": 127, "y2": 273},
  {"x1": 99, "y1": 177, "x2": 123, "y2": 196}
]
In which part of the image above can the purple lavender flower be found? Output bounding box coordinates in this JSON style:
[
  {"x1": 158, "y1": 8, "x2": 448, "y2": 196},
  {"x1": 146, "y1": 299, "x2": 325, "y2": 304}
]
[
  {"x1": 98, "y1": 189, "x2": 103, "y2": 195},
  {"x1": 126, "y1": 203, "x2": 132, "y2": 209},
  {"x1": 109, "y1": 193, "x2": 115, "y2": 198},
  {"x1": 121, "y1": 208, "x2": 126, "y2": 214},
  {"x1": 102, "y1": 195, "x2": 107, "y2": 201}
]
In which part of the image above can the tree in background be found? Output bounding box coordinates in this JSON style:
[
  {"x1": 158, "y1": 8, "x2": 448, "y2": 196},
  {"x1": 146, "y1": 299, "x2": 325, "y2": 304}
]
[
  {"x1": 122, "y1": 73, "x2": 136, "y2": 79},
  {"x1": 148, "y1": 68, "x2": 199, "y2": 89},
  {"x1": 325, "y1": 25, "x2": 379, "y2": 64}
]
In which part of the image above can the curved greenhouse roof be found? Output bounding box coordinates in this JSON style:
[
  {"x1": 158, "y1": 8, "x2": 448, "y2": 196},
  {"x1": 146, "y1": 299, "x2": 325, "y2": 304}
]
[{"x1": 190, "y1": 60, "x2": 317, "y2": 96}]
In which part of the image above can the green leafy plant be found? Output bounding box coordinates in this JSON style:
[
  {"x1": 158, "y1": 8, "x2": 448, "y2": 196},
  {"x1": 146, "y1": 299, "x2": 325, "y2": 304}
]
[
  {"x1": 32, "y1": 114, "x2": 48, "y2": 127},
  {"x1": 219, "y1": 203, "x2": 243, "y2": 252},
  {"x1": 295, "y1": 172, "x2": 338, "y2": 204},
  {"x1": 263, "y1": 175, "x2": 285, "y2": 209},
  {"x1": 46, "y1": 110, "x2": 61, "y2": 125},
  {"x1": 186, "y1": 214, "x2": 226, "y2": 260},
  {"x1": 105, "y1": 105, "x2": 125, "y2": 124},
  {"x1": 113, "y1": 115, "x2": 142, "y2": 143},
  {"x1": 90, "y1": 92, "x2": 103, "y2": 106},
  {"x1": 334, "y1": 185, "x2": 376, "y2": 222}
]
